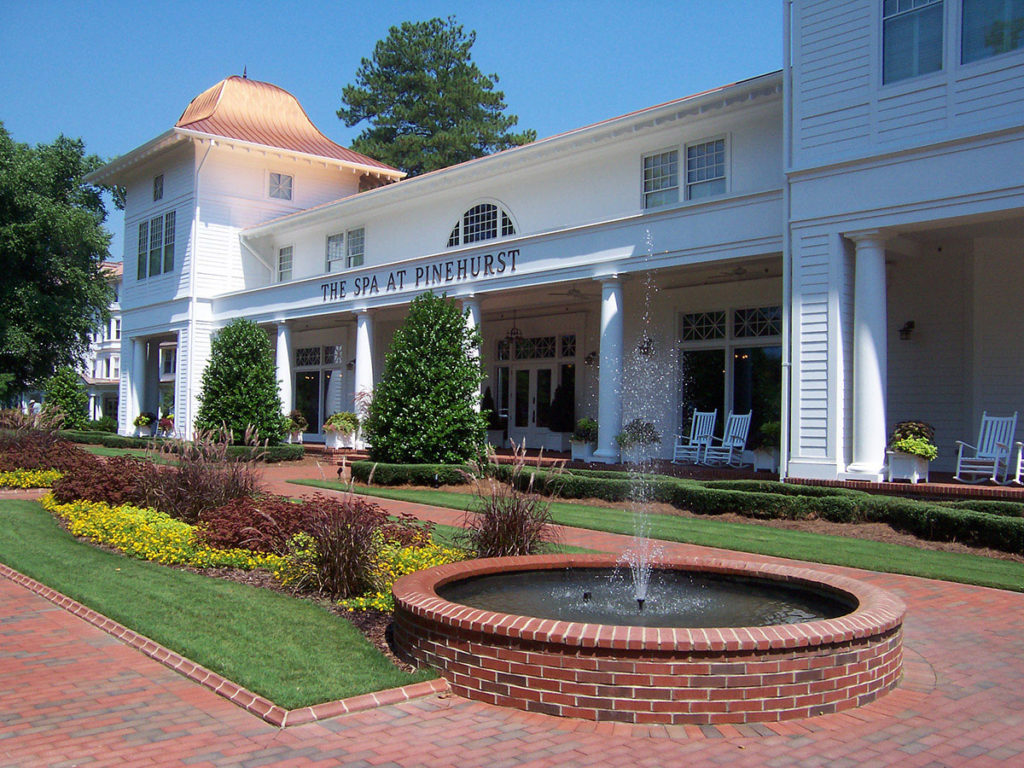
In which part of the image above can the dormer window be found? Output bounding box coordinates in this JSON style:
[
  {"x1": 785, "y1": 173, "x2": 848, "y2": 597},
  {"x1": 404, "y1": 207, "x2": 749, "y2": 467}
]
[
  {"x1": 269, "y1": 172, "x2": 293, "y2": 201},
  {"x1": 448, "y1": 203, "x2": 515, "y2": 248}
]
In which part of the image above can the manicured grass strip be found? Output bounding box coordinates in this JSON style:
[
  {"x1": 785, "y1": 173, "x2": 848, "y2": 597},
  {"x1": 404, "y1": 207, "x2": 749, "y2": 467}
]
[
  {"x1": 0, "y1": 499, "x2": 434, "y2": 709},
  {"x1": 291, "y1": 479, "x2": 1024, "y2": 592},
  {"x1": 78, "y1": 444, "x2": 177, "y2": 464}
]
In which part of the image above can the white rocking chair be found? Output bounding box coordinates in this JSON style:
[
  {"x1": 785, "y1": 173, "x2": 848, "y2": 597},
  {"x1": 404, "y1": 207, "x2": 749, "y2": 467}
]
[
  {"x1": 702, "y1": 411, "x2": 752, "y2": 467},
  {"x1": 954, "y1": 411, "x2": 1018, "y2": 484},
  {"x1": 672, "y1": 409, "x2": 717, "y2": 464},
  {"x1": 1011, "y1": 441, "x2": 1023, "y2": 486}
]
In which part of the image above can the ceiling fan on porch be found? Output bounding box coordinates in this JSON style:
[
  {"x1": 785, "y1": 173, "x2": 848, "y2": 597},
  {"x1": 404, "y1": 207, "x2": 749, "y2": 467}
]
[{"x1": 548, "y1": 286, "x2": 590, "y2": 300}]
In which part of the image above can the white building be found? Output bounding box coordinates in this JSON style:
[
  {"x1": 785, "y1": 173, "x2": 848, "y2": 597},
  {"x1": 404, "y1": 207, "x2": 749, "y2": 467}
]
[
  {"x1": 78, "y1": 262, "x2": 123, "y2": 422},
  {"x1": 86, "y1": 0, "x2": 1024, "y2": 480}
]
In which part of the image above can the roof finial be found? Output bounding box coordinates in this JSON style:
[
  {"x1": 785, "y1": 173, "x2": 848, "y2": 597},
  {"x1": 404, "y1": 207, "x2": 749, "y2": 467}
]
[{"x1": 242, "y1": 66, "x2": 247, "y2": 79}]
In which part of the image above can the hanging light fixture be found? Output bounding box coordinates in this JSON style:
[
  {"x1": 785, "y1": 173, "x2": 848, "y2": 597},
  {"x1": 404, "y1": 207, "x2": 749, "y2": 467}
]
[{"x1": 505, "y1": 310, "x2": 522, "y2": 343}]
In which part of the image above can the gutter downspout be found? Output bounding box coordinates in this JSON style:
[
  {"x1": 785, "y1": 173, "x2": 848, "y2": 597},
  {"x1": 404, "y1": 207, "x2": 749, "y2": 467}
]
[
  {"x1": 780, "y1": 0, "x2": 794, "y2": 480},
  {"x1": 186, "y1": 139, "x2": 214, "y2": 440}
]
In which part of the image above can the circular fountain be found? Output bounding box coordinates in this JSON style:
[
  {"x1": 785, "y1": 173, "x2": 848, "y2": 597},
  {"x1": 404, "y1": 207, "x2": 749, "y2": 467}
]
[{"x1": 392, "y1": 554, "x2": 905, "y2": 725}]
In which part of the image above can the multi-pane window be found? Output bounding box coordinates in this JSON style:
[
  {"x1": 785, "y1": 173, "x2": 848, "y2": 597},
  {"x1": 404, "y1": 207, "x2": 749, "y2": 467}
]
[
  {"x1": 161, "y1": 348, "x2": 176, "y2": 375},
  {"x1": 883, "y1": 0, "x2": 944, "y2": 83},
  {"x1": 681, "y1": 311, "x2": 727, "y2": 342},
  {"x1": 642, "y1": 150, "x2": 679, "y2": 208},
  {"x1": 497, "y1": 334, "x2": 575, "y2": 362},
  {"x1": 326, "y1": 233, "x2": 345, "y2": 272},
  {"x1": 295, "y1": 347, "x2": 322, "y2": 367},
  {"x1": 346, "y1": 227, "x2": 365, "y2": 268},
  {"x1": 278, "y1": 246, "x2": 293, "y2": 282},
  {"x1": 153, "y1": 174, "x2": 163, "y2": 201},
  {"x1": 269, "y1": 172, "x2": 293, "y2": 200},
  {"x1": 733, "y1": 306, "x2": 782, "y2": 338},
  {"x1": 962, "y1": 0, "x2": 1024, "y2": 62},
  {"x1": 686, "y1": 139, "x2": 726, "y2": 200},
  {"x1": 447, "y1": 204, "x2": 515, "y2": 247},
  {"x1": 112, "y1": 356, "x2": 119, "y2": 378},
  {"x1": 136, "y1": 211, "x2": 175, "y2": 280}
]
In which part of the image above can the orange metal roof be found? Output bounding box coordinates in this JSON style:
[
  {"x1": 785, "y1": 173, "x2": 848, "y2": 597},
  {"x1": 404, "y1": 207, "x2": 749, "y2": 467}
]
[{"x1": 175, "y1": 76, "x2": 399, "y2": 173}]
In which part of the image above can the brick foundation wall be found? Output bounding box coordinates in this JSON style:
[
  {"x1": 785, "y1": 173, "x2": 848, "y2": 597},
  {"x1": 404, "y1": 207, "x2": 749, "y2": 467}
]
[{"x1": 393, "y1": 555, "x2": 906, "y2": 725}]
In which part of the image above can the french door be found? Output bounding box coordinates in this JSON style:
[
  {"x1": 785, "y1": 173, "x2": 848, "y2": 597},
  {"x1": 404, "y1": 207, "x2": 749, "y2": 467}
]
[{"x1": 508, "y1": 364, "x2": 555, "y2": 447}]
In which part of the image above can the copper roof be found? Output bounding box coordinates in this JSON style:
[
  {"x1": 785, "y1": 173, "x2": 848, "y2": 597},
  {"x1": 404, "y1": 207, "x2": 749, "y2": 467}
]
[
  {"x1": 175, "y1": 76, "x2": 400, "y2": 174},
  {"x1": 101, "y1": 261, "x2": 123, "y2": 278}
]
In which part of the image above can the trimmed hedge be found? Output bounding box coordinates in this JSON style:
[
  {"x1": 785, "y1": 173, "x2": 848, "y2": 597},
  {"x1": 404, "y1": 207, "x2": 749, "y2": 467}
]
[
  {"x1": 56, "y1": 430, "x2": 304, "y2": 463},
  {"x1": 349, "y1": 461, "x2": 473, "y2": 487},
  {"x1": 503, "y1": 466, "x2": 1024, "y2": 555}
]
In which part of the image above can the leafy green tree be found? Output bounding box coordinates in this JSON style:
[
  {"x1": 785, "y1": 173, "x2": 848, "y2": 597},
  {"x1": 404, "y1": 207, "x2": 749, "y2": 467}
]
[
  {"x1": 365, "y1": 292, "x2": 485, "y2": 463},
  {"x1": 0, "y1": 124, "x2": 114, "y2": 399},
  {"x1": 195, "y1": 319, "x2": 285, "y2": 444},
  {"x1": 42, "y1": 366, "x2": 88, "y2": 429},
  {"x1": 338, "y1": 16, "x2": 536, "y2": 176}
]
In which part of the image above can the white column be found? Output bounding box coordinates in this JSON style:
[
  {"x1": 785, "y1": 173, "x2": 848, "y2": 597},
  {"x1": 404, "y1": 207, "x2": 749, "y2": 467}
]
[
  {"x1": 593, "y1": 277, "x2": 624, "y2": 464},
  {"x1": 276, "y1": 322, "x2": 293, "y2": 417},
  {"x1": 846, "y1": 232, "x2": 888, "y2": 478},
  {"x1": 462, "y1": 295, "x2": 482, "y2": 411},
  {"x1": 354, "y1": 310, "x2": 374, "y2": 419},
  {"x1": 88, "y1": 394, "x2": 97, "y2": 421},
  {"x1": 131, "y1": 338, "x2": 147, "y2": 427}
]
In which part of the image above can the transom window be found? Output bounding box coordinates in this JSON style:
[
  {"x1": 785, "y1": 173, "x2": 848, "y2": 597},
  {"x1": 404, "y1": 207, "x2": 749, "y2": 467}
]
[
  {"x1": 448, "y1": 203, "x2": 515, "y2": 248},
  {"x1": 277, "y1": 246, "x2": 293, "y2": 282},
  {"x1": 686, "y1": 139, "x2": 726, "y2": 200},
  {"x1": 734, "y1": 306, "x2": 782, "y2": 338},
  {"x1": 643, "y1": 150, "x2": 679, "y2": 208},
  {"x1": 962, "y1": 0, "x2": 1024, "y2": 63},
  {"x1": 136, "y1": 210, "x2": 175, "y2": 280},
  {"x1": 269, "y1": 172, "x2": 293, "y2": 201},
  {"x1": 680, "y1": 311, "x2": 727, "y2": 342},
  {"x1": 295, "y1": 347, "x2": 322, "y2": 368},
  {"x1": 497, "y1": 334, "x2": 576, "y2": 362},
  {"x1": 883, "y1": 0, "x2": 944, "y2": 83}
]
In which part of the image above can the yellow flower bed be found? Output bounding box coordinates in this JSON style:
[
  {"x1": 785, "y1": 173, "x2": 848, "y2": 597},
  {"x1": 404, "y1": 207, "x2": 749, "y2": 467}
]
[
  {"x1": 0, "y1": 469, "x2": 64, "y2": 488},
  {"x1": 339, "y1": 539, "x2": 466, "y2": 612},
  {"x1": 41, "y1": 494, "x2": 283, "y2": 571}
]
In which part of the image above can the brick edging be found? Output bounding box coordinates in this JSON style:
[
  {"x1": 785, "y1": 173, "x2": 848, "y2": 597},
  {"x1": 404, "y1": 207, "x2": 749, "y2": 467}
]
[{"x1": 0, "y1": 562, "x2": 448, "y2": 727}]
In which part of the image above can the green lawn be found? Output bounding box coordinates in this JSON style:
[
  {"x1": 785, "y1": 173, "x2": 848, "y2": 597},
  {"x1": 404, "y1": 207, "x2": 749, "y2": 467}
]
[
  {"x1": 291, "y1": 478, "x2": 1024, "y2": 592},
  {"x1": 0, "y1": 499, "x2": 434, "y2": 709},
  {"x1": 79, "y1": 444, "x2": 176, "y2": 463}
]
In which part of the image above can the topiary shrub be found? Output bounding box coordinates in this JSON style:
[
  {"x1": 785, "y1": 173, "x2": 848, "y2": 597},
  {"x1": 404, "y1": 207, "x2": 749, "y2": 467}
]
[
  {"x1": 43, "y1": 366, "x2": 88, "y2": 429},
  {"x1": 364, "y1": 291, "x2": 485, "y2": 463},
  {"x1": 195, "y1": 318, "x2": 285, "y2": 444}
]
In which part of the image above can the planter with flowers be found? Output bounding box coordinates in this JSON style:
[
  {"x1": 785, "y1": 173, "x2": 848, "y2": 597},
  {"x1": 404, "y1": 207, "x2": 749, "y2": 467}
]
[
  {"x1": 570, "y1": 417, "x2": 598, "y2": 461},
  {"x1": 133, "y1": 412, "x2": 156, "y2": 438},
  {"x1": 750, "y1": 420, "x2": 781, "y2": 473},
  {"x1": 886, "y1": 421, "x2": 938, "y2": 484},
  {"x1": 286, "y1": 410, "x2": 308, "y2": 444},
  {"x1": 323, "y1": 411, "x2": 360, "y2": 449},
  {"x1": 157, "y1": 415, "x2": 175, "y2": 438},
  {"x1": 615, "y1": 418, "x2": 661, "y2": 465}
]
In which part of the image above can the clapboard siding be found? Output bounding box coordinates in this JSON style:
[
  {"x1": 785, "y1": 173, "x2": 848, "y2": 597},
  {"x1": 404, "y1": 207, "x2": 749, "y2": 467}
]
[{"x1": 794, "y1": 231, "x2": 831, "y2": 457}]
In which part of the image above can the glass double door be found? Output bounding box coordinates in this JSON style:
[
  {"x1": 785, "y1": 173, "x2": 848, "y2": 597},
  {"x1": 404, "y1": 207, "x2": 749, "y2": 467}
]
[
  {"x1": 509, "y1": 364, "x2": 555, "y2": 447},
  {"x1": 294, "y1": 368, "x2": 345, "y2": 437}
]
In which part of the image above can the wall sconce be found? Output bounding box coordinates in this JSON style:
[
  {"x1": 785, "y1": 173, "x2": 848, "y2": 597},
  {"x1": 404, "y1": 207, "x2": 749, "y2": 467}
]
[
  {"x1": 635, "y1": 334, "x2": 655, "y2": 357},
  {"x1": 898, "y1": 321, "x2": 915, "y2": 341},
  {"x1": 346, "y1": 359, "x2": 356, "y2": 370},
  {"x1": 584, "y1": 351, "x2": 598, "y2": 367}
]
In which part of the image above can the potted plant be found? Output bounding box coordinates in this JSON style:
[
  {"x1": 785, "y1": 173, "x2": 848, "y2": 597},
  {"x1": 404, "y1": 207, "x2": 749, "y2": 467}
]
[
  {"x1": 287, "y1": 409, "x2": 308, "y2": 444},
  {"x1": 886, "y1": 420, "x2": 937, "y2": 484},
  {"x1": 750, "y1": 420, "x2": 781, "y2": 472},
  {"x1": 570, "y1": 417, "x2": 599, "y2": 461},
  {"x1": 547, "y1": 383, "x2": 576, "y2": 452},
  {"x1": 133, "y1": 412, "x2": 156, "y2": 437},
  {"x1": 481, "y1": 387, "x2": 505, "y2": 448},
  {"x1": 615, "y1": 418, "x2": 661, "y2": 464},
  {"x1": 157, "y1": 414, "x2": 175, "y2": 437},
  {"x1": 323, "y1": 411, "x2": 360, "y2": 449}
]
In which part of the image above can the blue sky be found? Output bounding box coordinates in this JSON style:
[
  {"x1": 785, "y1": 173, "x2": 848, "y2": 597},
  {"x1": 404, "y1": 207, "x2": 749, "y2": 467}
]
[{"x1": 0, "y1": 1, "x2": 782, "y2": 259}]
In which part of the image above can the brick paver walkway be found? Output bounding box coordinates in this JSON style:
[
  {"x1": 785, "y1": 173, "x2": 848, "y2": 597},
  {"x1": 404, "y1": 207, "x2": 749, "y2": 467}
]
[{"x1": 2, "y1": 460, "x2": 1023, "y2": 766}]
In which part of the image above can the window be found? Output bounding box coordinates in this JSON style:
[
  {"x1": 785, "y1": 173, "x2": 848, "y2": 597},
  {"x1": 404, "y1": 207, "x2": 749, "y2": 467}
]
[
  {"x1": 161, "y1": 348, "x2": 176, "y2": 376},
  {"x1": 686, "y1": 139, "x2": 726, "y2": 200},
  {"x1": 269, "y1": 172, "x2": 293, "y2": 200},
  {"x1": 346, "y1": 227, "x2": 365, "y2": 268},
  {"x1": 733, "y1": 306, "x2": 782, "y2": 338},
  {"x1": 326, "y1": 233, "x2": 345, "y2": 272},
  {"x1": 278, "y1": 246, "x2": 293, "y2": 282},
  {"x1": 642, "y1": 150, "x2": 679, "y2": 208},
  {"x1": 112, "y1": 356, "x2": 119, "y2": 378},
  {"x1": 447, "y1": 204, "x2": 515, "y2": 247},
  {"x1": 962, "y1": 0, "x2": 1024, "y2": 62},
  {"x1": 104, "y1": 358, "x2": 112, "y2": 379},
  {"x1": 883, "y1": 0, "x2": 944, "y2": 83},
  {"x1": 114, "y1": 318, "x2": 121, "y2": 340},
  {"x1": 153, "y1": 174, "x2": 163, "y2": 201},
  {"x1": 136, "y1": 211, "x2": 175, "y2": 280},
  {"x1": 681, "y1": 311, "x2": 727, "y2": 342}
]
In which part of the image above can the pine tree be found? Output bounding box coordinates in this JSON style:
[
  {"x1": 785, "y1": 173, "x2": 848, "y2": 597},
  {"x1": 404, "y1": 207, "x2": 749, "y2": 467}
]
[
  {"x1": 338, "y1": 16, "x2": 536, "y2": 176},
  {"x1": 365, "y1": 292, "x2": 485, "y2": 463},
  {"x1": 195, "y1": 319, "x2": 285, "y2": 444}
]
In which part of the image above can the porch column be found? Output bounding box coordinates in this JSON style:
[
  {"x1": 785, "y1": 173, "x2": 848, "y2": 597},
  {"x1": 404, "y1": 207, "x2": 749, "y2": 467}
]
[
  {"x1": 276, "y1": 322, "x2": 293, "y2": 416},
  {"x1": 593, "y1": 277, "x2": 624, "y2": 464},
  {"x1": 462, "y1": 295, "x2": 482, "y2": 411},
  {"x1": 89, "y1": 393, "x2": 97, "y2": 421},
  {"x1": 846, "y1": 231, "x2": 888, "y2": 478},
  {"x1": 131, "y1": 337, "x2": 147, "y2": 429},
  {"x1": 354, "y1": 310, "x2": 374, "y2": 419}
]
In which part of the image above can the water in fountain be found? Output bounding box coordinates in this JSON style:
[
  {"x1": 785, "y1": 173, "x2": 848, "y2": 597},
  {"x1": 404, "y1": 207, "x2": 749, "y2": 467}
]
[{"x1": 615, "y1": 230, "x2": 673, "y2": 608}]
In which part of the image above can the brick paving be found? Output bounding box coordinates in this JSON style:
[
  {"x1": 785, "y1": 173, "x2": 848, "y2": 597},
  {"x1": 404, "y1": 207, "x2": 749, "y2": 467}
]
[{"x1": 1, "y1": 460, "x2": 1022, "y2": 765}]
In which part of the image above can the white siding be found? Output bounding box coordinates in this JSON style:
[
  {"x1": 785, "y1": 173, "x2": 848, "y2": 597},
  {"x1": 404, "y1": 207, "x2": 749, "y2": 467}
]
[{"x1": 792, "y1": 231, "x2": 831, "y2": 458}]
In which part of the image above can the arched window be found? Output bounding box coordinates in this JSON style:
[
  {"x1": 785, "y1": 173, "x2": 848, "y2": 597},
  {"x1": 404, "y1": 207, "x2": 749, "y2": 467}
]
[{"x1": 448, "y1": 203, "x2": 515, "y2": 248}]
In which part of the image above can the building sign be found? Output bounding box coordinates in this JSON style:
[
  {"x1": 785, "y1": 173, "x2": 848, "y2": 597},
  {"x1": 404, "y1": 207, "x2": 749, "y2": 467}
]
[{"x1": 320, "y1": 248, "x2": 520, "y2": 302}]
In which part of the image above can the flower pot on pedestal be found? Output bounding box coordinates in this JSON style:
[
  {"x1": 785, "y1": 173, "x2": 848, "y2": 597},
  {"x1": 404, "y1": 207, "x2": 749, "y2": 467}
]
[
  {"x1": 570, "y1": 440, "x2": 594, "y2": 462},
  {"x1": 886, "y1": 451, "x2": 930, "y2": 484}
]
